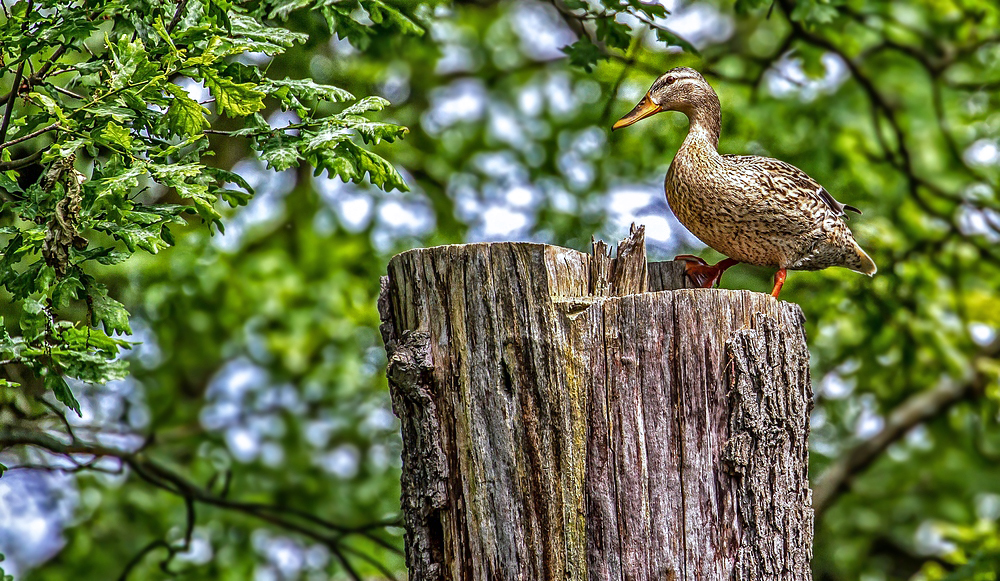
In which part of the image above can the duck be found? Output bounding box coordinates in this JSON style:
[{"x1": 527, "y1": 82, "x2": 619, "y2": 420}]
[{"x1": 612, "y1": 67, "x2": 876, "y2": 297}]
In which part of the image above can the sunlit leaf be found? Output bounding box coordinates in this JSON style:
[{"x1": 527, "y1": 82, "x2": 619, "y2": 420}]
[
  {"x1": 203, "y1": 70, "x2": 266, "y2": 117},
  {"x1": 90, "y1": 285, "x2": 132, "y2": 335},
  {"x1": 163, "y1": 83, "x2": 210, "y2": 136}
]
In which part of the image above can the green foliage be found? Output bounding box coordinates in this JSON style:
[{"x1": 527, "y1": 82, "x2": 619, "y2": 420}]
[
  {"x1": 0, "y1": 554, "x2": 13, "y2": 581},
  {"x1": 564, "y1": 36, "x2": 608, "y2": 73},
  {"x1": 0, "y1": 0, "x2": 415, "y2": 411},
  {"x1": 249, "y1": 96, "x2": 410, "y2": 189},
  {"x1": 914, "y1": 521, "x2": 1000, "y2": 580},
  {"x1": 557, "y1": 0, "x2": 700, "y2": 71},
  {"x1": 789, "y1": 0, "x2": 842, "y2": 25},
  {"x1": 734, "y1": 0, "x2": 771, "y2": 14}
]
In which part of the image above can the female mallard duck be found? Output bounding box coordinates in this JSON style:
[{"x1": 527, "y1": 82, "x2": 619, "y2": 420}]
[{"x1": 612, "y1": 67, "x2": 876, "y2": 297}]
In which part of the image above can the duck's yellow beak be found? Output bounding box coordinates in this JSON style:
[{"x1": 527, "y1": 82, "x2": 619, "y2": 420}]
[{"x1": 612, "y1": 94, "x2": 662, "y2": 130}]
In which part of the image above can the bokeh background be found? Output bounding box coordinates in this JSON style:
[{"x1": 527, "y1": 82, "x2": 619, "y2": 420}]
[{"x1": 2, "y1": 0, "x2": 1000, "y2": 579}]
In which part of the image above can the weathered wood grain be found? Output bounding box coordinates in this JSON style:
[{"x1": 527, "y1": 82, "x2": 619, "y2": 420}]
[{"x1": 379, "y1": 228, "x2": 813, "y2": 581}]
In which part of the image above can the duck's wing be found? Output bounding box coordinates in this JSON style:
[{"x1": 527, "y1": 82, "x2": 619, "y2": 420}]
[
  {"x1": 720, "y1": 155, "x2": 876, "y2": 275},
  {"x1": 722, "y1": 155, "x2": 862, "y2": 218}
]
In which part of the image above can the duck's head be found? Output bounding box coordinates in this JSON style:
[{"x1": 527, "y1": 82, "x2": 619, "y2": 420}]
[{"x1": 612, "y1": 67, "x2": 716, "y2": 130}]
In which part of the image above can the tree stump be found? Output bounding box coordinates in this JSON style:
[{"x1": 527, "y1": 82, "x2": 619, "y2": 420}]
[{"x1": 378, "y1": 226, "x2": 813, "y2": 580}]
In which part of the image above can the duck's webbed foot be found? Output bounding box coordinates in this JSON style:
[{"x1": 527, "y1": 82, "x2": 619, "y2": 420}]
[{"x1": 674, "y1": 255, "x2": 740, "y2": 289}]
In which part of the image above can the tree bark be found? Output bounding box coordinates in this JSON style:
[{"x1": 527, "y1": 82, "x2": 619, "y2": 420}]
[{"x1": 378, "y1": 226, "x2": 813, "y2": 581}]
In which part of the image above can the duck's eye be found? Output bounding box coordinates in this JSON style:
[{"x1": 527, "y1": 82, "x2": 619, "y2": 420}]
[{"x1": 665, "y1": 78, "x2": 674, "y2": 85}]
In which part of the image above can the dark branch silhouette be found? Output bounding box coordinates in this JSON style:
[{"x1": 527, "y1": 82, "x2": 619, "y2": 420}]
[{"x1": 0, "y1": 425, "x2": 402, "y2": 579}]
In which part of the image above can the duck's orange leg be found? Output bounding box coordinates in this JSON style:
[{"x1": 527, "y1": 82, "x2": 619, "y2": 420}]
[
  {"x1": 674, "y1": 255, "x2": 741, "y2": 288},
  {"x1": 770, "y1": 268, "x2": 787, "y2": 297}
]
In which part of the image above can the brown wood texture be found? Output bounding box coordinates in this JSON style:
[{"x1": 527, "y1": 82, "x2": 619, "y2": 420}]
[{"x1": 378, "y1": 226, "x2": 813, "y2": 581}]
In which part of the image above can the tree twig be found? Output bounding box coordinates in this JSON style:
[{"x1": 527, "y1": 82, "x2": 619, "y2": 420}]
[
  {"x1": 167, "y1": 0, "x2": 190, "y2": 33},
  {"x1": 0, "y1": 122, "x2": 60, "y2": 151},
  {"x1": 340, "y1": 543, "x2": 400, "y2": 581},
  {"x1": 0, "y1": 147, "x2": 47, "y2": 170},
  {"x1": 0, "y1": 43, "x2": 72, "y2": 106},
  {"x1": 116, "y1": 540, "x2": 171, "y2": 581},
  {"x1": 0, "y1": 59, "x2": 26, "y2": 152},
  {"x1": 48, "y1": 84, "x2": 86, "y2": 100},
  {"x1": 0, "y1": 425, "x2": 403, "y2": 577}
]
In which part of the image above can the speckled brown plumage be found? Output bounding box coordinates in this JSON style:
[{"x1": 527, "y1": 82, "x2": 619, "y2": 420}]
[{"x1": 615, "y1": 67, "x2": 876, "y2": 291}]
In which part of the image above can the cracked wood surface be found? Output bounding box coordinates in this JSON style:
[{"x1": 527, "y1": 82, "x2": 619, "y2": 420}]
[{"x1": 378, "y1": 226, "x2": 813, "y2": 580}]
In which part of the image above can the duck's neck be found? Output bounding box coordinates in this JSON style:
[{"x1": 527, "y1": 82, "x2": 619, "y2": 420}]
[{"x1": 679, "y1": 91, "x2": 722, "y2": 154}]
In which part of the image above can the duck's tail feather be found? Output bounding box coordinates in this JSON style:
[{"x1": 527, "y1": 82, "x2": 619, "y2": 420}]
[{"x1": 851, "y1": 240, "x2": 877, "y2": 276}]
